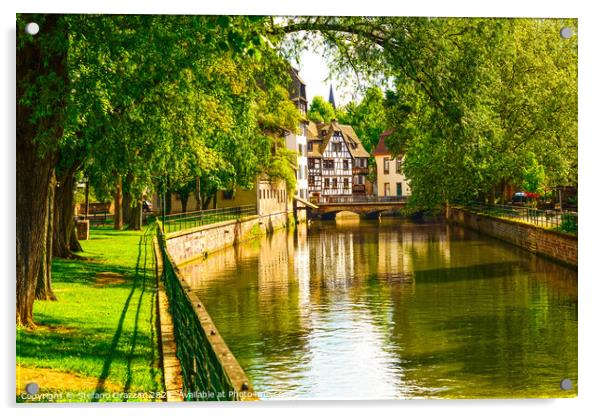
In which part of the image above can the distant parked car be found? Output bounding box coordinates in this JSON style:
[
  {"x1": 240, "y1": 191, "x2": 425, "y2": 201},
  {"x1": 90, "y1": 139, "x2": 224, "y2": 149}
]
[
  {"x1": 142, "y1": 200, "x2": 153, "y2": 212},
  {"x1": 510, "y1": 192, "x2": 528, "y2": 206}
]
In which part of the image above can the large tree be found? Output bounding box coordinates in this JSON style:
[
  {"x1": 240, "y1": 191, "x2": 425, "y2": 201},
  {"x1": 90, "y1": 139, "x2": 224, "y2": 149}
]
[{"x1": 17, "y1": 15, "x2": 68, "y2": 326}]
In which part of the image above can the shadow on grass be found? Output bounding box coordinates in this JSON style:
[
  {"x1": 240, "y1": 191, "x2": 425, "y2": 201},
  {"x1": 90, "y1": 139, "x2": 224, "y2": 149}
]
[
  {"x1": 17, "y1": 226, "x2": 161, "y2": 401},
  {"x1": 92, "y1": 228, "x2": 154, "y2": 400}
]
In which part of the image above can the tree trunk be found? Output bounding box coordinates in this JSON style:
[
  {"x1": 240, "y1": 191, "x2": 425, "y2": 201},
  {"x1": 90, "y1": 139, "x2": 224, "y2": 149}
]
[
  {"x1": 53, "y1": 163, "x2": 82, "y2": 258},
  {"x1": 166, "y1": 190, "x2": 172, "y2": 215},
  {"x1": 36, "y1": 170, "x2": 57, "y2": 301},
  {"x1": 129, "y1": 201, "x2": 143, "y2": 230},
  {"x1": 180, "y1": 194, "x2": 189, "y2": 213},
  {"x1": 122, "y1": 192, "x2": 132, "y2": 228},
  {"x1": 16, "y1": 14, "x2": 67, "y2": 326},
  {"x1": 122, "y1": 172, "x2": 133, "y2": 227},
  {"x1": 488, "y1": 187, "x2": 496, "y2": 205},
  {"x1": 69, "y1": 225, "x2": 82, "y2": 252},
  {"x1": 113, "y1": 176, "x2": 123, "y2": 230},
  {"x1": 201, "y1": 195, "x2": 212, "y2": 210},
  {"x1": 195, "y1": 177, "x2": 201, "y2": 211}
]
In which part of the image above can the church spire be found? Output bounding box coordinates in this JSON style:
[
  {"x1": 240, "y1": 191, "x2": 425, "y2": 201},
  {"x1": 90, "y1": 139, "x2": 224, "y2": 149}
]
[{"x1": 328, "y1": 84, "x2": 336, "y2": 110}]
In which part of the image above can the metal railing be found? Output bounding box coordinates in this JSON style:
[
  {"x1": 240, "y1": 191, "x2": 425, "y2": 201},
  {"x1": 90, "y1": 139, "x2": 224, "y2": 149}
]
[
  {"x1": 162, "y1": 205, "x2": 257, "y2": 234},
  {"x1": 456, "y1": 202, "x2": 578, "y2": 234},
  {"x1": 317, "y1": 195, "x2": 408, "y2": 204},
  {"x1": 155, "y1": 225, "x2": 256, "y2": 400}
]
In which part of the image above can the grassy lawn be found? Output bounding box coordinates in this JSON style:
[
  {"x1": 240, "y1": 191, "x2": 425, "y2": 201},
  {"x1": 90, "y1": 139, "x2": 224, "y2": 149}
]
[{"x1": 16, "y1": 226, "x2": 164, "y2": 402}]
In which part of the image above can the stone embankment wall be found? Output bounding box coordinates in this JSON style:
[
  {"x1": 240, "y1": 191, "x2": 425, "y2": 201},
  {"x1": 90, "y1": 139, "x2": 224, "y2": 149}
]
[
  {"x1": 166, "y1": 212, "x2": 290, "y2": 265},
  {"x1": 447, "y1": 208, "x2": 577, "y2": 268}
]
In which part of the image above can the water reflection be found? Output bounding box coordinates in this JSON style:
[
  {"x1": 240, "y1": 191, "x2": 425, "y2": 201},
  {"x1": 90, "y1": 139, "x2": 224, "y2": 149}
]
[{"x1": 179, "y1": 219, "x2": 577, "y2": 399}]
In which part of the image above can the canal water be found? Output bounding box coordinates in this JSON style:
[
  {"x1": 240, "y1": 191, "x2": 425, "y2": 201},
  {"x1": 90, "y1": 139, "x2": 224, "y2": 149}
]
[{"x1": 179, "y1": 219, "x2": 577, "y2": 399}]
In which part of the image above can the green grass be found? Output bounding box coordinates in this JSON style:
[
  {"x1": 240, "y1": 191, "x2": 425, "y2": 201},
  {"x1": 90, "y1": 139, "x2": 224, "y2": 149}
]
[{"x1": 16, "y1": 226, "x2": 163, "y2": 402}]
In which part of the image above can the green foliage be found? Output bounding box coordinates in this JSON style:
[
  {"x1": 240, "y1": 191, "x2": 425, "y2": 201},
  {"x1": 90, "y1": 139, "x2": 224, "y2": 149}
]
[
  {"x1": 55, "y1": 15, "x2": 301, "y2": 208},
  {"x1": 556, "y1": 214, "x2": 578, "y2": 235},
  {"x1": 522, "y1": 152, "x2": 546, "y2": 194},
  {"x1": 337, "y1": 86, "x2": 386, "y2": 153},
  {"x1": 277, "y1": 17, "x2": 577, "y2": 210},
  {"x1": 307, "y1": 96, "x2": 336, "y2": 123},
  {"x1": 266, "y1": 146, "x2": 298, "y2": 194}
]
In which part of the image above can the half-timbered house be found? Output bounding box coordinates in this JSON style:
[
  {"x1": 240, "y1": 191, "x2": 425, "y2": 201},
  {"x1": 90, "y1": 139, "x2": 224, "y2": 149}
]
[{"x1": 306, "y1": 120, "x2": 370, "y2": 199}]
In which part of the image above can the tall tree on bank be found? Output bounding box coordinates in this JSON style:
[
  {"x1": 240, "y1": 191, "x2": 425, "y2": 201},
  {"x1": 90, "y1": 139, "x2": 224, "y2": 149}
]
[{"x1": 17, "y1": 15, "x2": 68, "y2": 326}]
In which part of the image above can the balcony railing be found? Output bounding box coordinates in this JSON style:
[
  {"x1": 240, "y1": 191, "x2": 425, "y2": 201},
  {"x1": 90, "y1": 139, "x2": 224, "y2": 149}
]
[{"x1": 352, "y1": 167, "x2": 369, "y2": 175}]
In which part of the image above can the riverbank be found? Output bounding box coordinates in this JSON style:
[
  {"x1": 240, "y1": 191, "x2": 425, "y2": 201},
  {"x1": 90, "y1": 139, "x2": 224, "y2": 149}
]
[
  {"x1": 447, "y1": 207, "x2": 578, "y2": 268},
  {"x1": 16, "y1": 227, "x2": 163, "y2": 402}
]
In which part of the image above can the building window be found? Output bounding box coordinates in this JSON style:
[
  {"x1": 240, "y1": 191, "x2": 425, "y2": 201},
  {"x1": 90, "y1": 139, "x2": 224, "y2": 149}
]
[
  {"x1": 308, "y1": 142, "x2": 313, "y2": 152},
  {"x1": 332, "y1": 142, "x2": 342, "y2": 152},
  {"x1": 343, "y1": 160, "x2": 349, "y2": 170},
  {"x1": 358, "y1": 175, "x2": 365, "y2": 185},
  {"x1": 309, "y1": 175, "x2": 315, "y2": 186},
  {"x1": 384, "y1": 157, "x2": 390, "y2": 174},
  {"x1": 222, "y1": 190, "x2": 234, "y2": 200},
  {"x1": 396, "y1": 182, "x2": 402, "y2": 196},
  {"x1": 396, "y1": 159, "x2": 402, "y2": 174},
  {"x1": 324, "y1": 178, "x2": 330, "y2": 188},
  {"x1": 332, "y1": 178, "x2": 337, "y2": 188},
  {"x1": 299, "y1": 144, "x2": 303, "y2": 155},
  {"x1": 324, "y1": 160, "x2": 334, "y2": 170},
  {"x1": 344, "y1": 178, "x2": 349, "y2": 188},
  {"x1": 384, "y1": 183, "x2": 390, "y2": 196}
]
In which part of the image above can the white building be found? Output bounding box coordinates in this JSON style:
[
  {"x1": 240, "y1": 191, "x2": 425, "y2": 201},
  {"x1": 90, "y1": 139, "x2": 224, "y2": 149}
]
[{"x1": 287, "y1": 68, "x2": 309, "y2": 200}]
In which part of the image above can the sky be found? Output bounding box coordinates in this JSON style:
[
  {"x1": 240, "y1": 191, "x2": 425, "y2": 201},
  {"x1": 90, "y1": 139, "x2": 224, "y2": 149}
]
[{"x1": 294, "y1": 48, "x2": 360, "y2": 108}]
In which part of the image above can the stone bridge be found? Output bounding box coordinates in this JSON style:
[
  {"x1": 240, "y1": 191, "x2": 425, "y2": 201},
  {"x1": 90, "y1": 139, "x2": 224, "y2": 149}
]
[{"x1": 306, "y1": 196, "x2": 408, "y2": 219}]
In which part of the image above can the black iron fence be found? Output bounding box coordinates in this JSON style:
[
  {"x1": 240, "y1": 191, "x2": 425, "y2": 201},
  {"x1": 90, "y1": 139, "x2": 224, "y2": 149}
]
[
  {"x1": 162, "y1": 205, "x2": 257, "y2": 234},
  {"x1": 155, "y1": 224, "x2": 256, "y2": 400},
  {"x1": 456, "y1": 202, "x2": 578, "y2": 234}
]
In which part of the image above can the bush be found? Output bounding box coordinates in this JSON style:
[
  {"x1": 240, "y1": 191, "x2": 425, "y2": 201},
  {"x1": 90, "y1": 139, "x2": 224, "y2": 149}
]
[{"x1": 556, "y1": 213, "x2": 577, "y2": 234}]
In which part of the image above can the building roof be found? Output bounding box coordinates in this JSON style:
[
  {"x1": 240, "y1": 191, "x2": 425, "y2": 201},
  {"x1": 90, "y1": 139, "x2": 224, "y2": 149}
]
[
  {"x1": 306, "y1": 120, "x2": 370, "y2": 159},
  {"x1": 372, "y1": 129, "x2": 395, "y2": 156}
]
